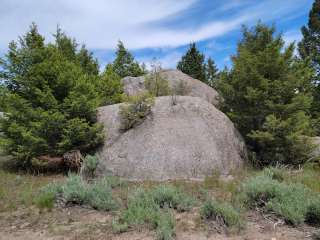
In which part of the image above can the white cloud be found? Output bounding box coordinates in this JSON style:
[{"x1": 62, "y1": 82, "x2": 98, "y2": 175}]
[
  {"x1": 0, "y1": 0, "x2": 310, "y2": 52},
  {"x1": 283, "y1": 30, "x2": 302, "y2": 46},
  {"x1": 136, "y1": 51, "x2": 182, "y2": 70}
]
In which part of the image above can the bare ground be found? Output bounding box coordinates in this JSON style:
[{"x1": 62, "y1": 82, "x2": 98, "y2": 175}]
[{"x1": 0, "y1": 206, "x2": 317, "y2": 240}]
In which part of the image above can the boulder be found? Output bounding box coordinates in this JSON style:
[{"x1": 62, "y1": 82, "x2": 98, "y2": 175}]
[
  {"x1": 96, "y1": 96, "x2": 246, "y2": 181},
  {"x1": 311, "y1": 137, "x2": 320, "y2": 161},
  {"x1": 122, "y1": 69, "x2": 220, "y2": 106}
]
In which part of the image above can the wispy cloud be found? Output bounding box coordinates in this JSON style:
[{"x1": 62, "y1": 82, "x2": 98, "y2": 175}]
[
  {"x1": 1, "y1": 0, "x2": 311, "y2": 51},
  {"x1": 0, "y1": 0, "x2": 313, "y2": 69}
]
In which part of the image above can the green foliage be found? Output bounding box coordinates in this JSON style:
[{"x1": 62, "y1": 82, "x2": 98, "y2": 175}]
[
  {"x1": 217, "y1": 22, "x2": 315, "y2": 166},
  {"x1": 58, "y1": 118, "x2": 104, "y2": 153},
  {"x1": 112, "y1": 219, "x2": 129, "y2": 233},
  {"x1": 119, "y1": 92, "x2": 155, "y2": 131},
  {"x1": 145, "y1": 62, "x2": 170, "y2": 97},
  {"x1": 98, "y1": 64, "x2": 124, "y2": 105},
  {"x1": 34, "y1": 182, "x2": 62, "y2": 210},
  {"x1": 37, "y1": 174, "x2": 119, "y2": 211},
  {"x1": 205, "y1": 57, "x2": 219, "y2": 88},
  {"x1": 86, "y1": 179, "x2": 118, "y2": 211},
  {"x1": 240, "y1": 172, "x2": 318, "y2": 225},
  {"x1": 81, "y1": 154, "x2": 99, "y2": 179},
  {"x1": 298, "y1": 0, "x2": 320, "y2": 134},
  {"x1": 156, "y1": 209, "x2": 175, "y2": 240},
  {"x1": 262, "y1": 166, "x2": 288, "y2": 182},
  {"x1": 151, "y1": 185, "x2": 195, "y2": 212},
  {"x1": 306, "y1": 197, "x2": 320, "y2": 225},
  {"x1": 112, "y1": 41, "x2": 144, "y2": 78},
  {"x1": 118, "y1": 185, "x2": 193, "y2": 239},
  {"x1": 121, "y1": 188, "x2": 160, "y2": 226},
  {"x1": 0, "y1": 24, "x2": 104, "y2": 165},
  {"x1": 61, "y1": 174, "x2": 88, "y2": 204},
  {"x1": 200, "y1": 200, "x2": 244, "y2": 230},
  {"x1": 177, "y1": 42, "x2": 207, "y2": 83},
  {"x1": 103, "y1": 175, "x2": 126, "y2": 188}
]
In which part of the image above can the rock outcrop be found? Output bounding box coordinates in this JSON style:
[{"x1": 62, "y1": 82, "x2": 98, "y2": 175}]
[
  {"x1": 97, "y1": 96, "x2": 246, "y2": 181},
  {"x1": 122, "y1": 69, "x2": 220, "y2": 106}
]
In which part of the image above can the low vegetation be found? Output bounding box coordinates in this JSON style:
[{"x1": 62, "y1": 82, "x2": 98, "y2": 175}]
[
  {"x1": 200, "y1": 200, "x2": 244, "y2": 230},
  {"x1": 239, "y1": 168, "x2": 320, "y2": 226},
  {"x1": 119, "y1": 92, "x2": 155, "y2": 130},
  {"x1": 81, "y1": 154, "x2": 99, "y2": 179},
  {"x1": 115, "y1": 185, "x2": 195, "y2": 240},
  {"x1": 35, "y1": 174, "x2": 119, "y2": 211},
  {"x1": 144, "y1": 62, "x2": 171, "y2": 97}
]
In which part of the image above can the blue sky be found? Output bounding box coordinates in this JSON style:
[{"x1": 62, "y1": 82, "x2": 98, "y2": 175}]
[{"x1": 0, "y1": 0, "x2": 314, "y2": 70}]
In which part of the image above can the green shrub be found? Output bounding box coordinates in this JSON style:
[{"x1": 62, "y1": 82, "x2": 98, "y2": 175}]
[
  {"x1": 144, "y1": 71, "x2": 170, "y2": 97},
  {"x1": 262, "y1": 166, "x2": 288, "y2": 182},
  {"x1": 86, "y1": 179, "x2": 118, "y2": 211},
  {"x1": 151, "y1": 185, "x2": 195, "y2": 212},
  {"x1": 118, "y1": 187, "x2": 180, "y2": 239},
  {"x1": 112, "y1": 219, "x2": 129, "y2": 234},
  {"x1": 156, "y1": 209, "x2": 175, "y2": 240},
  {"x1": 34, "y1": 182, "x2": 62, "y2": 209},
  {"x1": 240, "y1": 174, "x2": 314, "y2": 225},
  {"x1": 119, "y1": 93, "x2": 155, "y2": 131},
  {"x1": 0, "y1": 24, "x2": 105, "y2": 165},
  {"x1": 61, "y1": 174, "x2": 88, "y2": 204},
  {"x1": 306, "y1": 198, "x2": 320, "y2": 226},
  {"x1": 81, "y1": 154, "x2": 99, "y2": 179},
  {"x1": 121, "y1": 188, "x2": 159, "y2": 226},
  {"x1": 37, "y1": 174, "x2": 119, "y2": 212},
  {"x1": 103, "y1": 175, "x2": 125, "y2": 188},
  {"x1": 200, "y1": 200, "x2": 243, "y2": 229}
]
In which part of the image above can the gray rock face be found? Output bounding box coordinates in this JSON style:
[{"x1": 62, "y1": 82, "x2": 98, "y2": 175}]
[
  {"x1": 97, "y1": 96, "x2": 246, "y2": 181},
  {"x1": 311, "y1": 137, "x2": 320, "y2": 159},
  {"x1": 122, "y1": 69, "x2": 220, "y2": 106}
]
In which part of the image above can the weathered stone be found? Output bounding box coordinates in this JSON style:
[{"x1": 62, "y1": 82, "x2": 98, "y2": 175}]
[
  {"x1": 97, "y1": 96, "x2": 246, "y2": 181},
  {"x1": 122, "y1": 69, "x2": 220, "y2": 106}
]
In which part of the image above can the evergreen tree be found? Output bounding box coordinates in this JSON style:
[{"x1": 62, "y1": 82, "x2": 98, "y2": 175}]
[
  {"x1": 77, "y1": 45, "x2": 99, "y2": 76},
  {"x1": 177, "y1": 43, "x2": 206, "y2": 83},
  {"x1": 112, "y1": 41, "x2": 143, "y2": 78},
  {"x1": 218, "y1": 23, "x2": 314, "y2": 166},
  {"x1": 298, "y1": 0, "x2": 320, "y2": 133},
  {"x1": 54, "y1": 26, "x2": 77, "y2": 61},
  {"x1": 205, "y1": 57, "x2": 219, "y2": 88},
  {"x1": 0, "y1": 24, "x2": 104, "y2": 166},
  {"x1": 298, "y1": 0, "x2": 320, "y2": 76},
  {"x1": 98, "y1": 64, "x2": 123, "y2": 105}
]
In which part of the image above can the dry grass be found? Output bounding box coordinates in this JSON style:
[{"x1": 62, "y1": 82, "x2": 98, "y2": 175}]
[{"x1": 0, "y1": 168, "x2": 65, "y2": 212}]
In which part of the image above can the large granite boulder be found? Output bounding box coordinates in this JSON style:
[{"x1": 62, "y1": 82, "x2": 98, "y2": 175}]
[
  {"x1": 96, "y1": 96, "x2": 246, "y2": 181},
  {"x1": 122, "y1": 69, "x2": 220, "y2": 106}
]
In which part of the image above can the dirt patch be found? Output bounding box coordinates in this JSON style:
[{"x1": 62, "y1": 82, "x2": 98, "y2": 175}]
[{"x1": 0, "y1": 206, "x2": 317, "y2": 240}]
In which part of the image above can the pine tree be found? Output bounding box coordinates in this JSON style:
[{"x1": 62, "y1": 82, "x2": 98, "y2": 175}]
[
  {"x1": 298, "y1": 0, "x2": 320, "y2": 76},
  {"x1": 0, "y1": 24, "x2": 104, "y2": 166},
  {"x1": 298, "y1": 0, "x2": 320, "y2": 133},
  {"x1": 112, "y1": 41, "x2": 143, "y2": 78},
  {"x1": 77, "y1": 45, "x2": 99, "y2": 75},
  {"x1": 205, "y1": 57, "x2": 219, "y2": 88},
  {"x1": 177, "y1": 43, "x2": 206, "y2": 83},
  {"x1": 98, "y1": 64, "x2": 123, "y2": 105},
  {"x1": 218, "y1": 23, "x2": 314, "y2": 166}
]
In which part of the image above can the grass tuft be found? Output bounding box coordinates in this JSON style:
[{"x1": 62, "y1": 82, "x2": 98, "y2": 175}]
[
  {"x1": 34, "y1": 182, "x2": 61, "y2": 210},
  {"x1": 61, "y1": 174, "x2": 88, "y2": 204},
  {"x1": 306, "y1": 197, "x2": 320, "y2": 226},
  {"x1": 240, "y1": 172, "x2": 317, "y2": 225},
  {"x1": 86, "y1": 179, "x2": 118, "y2": 211},
  {"x1": 200, "y1": 200, "x2": 244, "y2": 230},
  {"x1": 151, "y1": 185, "x2": 195, "y2": 212}
]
